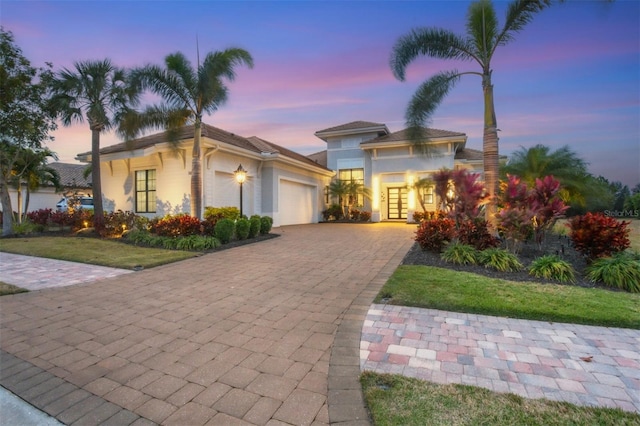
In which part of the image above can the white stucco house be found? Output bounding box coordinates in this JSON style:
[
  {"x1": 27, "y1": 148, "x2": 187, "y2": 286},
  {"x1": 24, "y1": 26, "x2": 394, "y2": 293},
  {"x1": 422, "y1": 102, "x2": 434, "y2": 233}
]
[
  {"x1": 76, "y1": 124, "x2": 334, "y2": 227},
  {"x1": 76, "y1": 120, "x2": 494, "y2": 226},
  {"x1": 312, "y1": 121, "x2": 489, "y2": 222}
]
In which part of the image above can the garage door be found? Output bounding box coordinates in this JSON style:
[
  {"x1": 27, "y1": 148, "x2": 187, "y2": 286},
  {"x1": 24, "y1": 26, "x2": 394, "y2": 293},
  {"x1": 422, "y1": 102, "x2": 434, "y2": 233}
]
[{"x1": 279, "y1": 180, "x2": 316, "y2": 225}]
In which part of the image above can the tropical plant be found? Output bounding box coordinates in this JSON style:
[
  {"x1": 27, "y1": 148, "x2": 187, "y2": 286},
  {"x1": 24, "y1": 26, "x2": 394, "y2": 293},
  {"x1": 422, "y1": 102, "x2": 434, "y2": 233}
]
[
  {"x1": 390, "y1": 0, "x2": 552, "y2": 229},
  {"x1": 568, "y1": 213, "x2": 630, "y2": 260},
  {"x1": 204, "y1": 206, "x2": 241, "y2": 222},
  {"x1": 529, "y1": 175, "x2": 568, "y2": 249},
  {"x1": 477, "y1": 248, "x2": 523, "y2": 272},
  {"x1": 415, "y1": 217, "x2": 456, "y2": 253},
  {"x1": 0, "y1": 28, "x2": 58, "y2": 236},
  {"x1": 49, "y1": 59, "x2": 139, "y2": 231},
  {"x1": 586, "y1": 252, "x2": 640, "y2": 293},
  {"x1": 410, "y1": 177, "x2": 435, "y2": 212},
  {"x1": 441, "y1": 242, "x2": 478, "y2": 265},
  {"x1": 10, "y1": 147, "x2": 60, "y2": 222},
  {"x1": 456, "y1": 218, "x2": 499, "y2": 250},
  {"x1": 126, "y1": 49, "x2": 253, "y2": 219},
  {"x1": 528, "y1": 255, "x2": 576, "y2": 284}
]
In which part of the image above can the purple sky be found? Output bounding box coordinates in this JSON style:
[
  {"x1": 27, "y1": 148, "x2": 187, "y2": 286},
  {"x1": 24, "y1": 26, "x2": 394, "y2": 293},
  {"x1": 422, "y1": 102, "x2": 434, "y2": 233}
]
[{"x1": 3, "y1": 0, "x2": 639, "y2": 186}]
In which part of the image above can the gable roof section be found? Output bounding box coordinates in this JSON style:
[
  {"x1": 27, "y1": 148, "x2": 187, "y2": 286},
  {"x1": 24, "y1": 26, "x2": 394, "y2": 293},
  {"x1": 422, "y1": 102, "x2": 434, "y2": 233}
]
[
  {"x1": 455, "y1": 147, "x2": 508, "y2": 162},
  {"x1": 314, "y1": 121, "x2": 389, "y2": 140},
  {"x1": 362, "y1": 127, "x2": 466, "y2": 146},
  {"x1": 306, "y1": 150, "x2": 327, "y2": 168},
  {"x1": 247, "y1": 137, "x2": 332, "y2": 172},
  {"x1": 49, "y1": 162, "x2": 91, "y2": 188}
]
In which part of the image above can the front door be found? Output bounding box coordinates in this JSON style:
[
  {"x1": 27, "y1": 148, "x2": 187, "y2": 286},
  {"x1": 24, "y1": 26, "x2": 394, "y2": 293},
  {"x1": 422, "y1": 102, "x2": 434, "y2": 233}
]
[{"x1": 387, "y1": 187, "x2": 407, "y2": 220}]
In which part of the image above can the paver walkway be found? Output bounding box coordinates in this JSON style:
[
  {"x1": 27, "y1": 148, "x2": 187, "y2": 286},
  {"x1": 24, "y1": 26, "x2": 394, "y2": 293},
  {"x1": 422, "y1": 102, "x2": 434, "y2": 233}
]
[
  {"x1": 361, "y1": 304, "x2": 640, "y2": 413},
  {"x1": 0, "y1": 223, "x2": 415, "y2": 425}
]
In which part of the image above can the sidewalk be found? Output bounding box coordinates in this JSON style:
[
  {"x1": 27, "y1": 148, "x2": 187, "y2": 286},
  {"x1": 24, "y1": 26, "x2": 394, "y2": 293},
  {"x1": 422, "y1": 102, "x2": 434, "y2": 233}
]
[{"x1": 361, "y1": 304, "x2": 640, "y2": 413}]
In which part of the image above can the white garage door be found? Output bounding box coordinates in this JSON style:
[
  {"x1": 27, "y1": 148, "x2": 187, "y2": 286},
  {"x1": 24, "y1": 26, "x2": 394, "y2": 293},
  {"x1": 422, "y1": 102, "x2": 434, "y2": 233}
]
[{"x1": 279, "y1": 180, "x2": 316, "y2": 225}]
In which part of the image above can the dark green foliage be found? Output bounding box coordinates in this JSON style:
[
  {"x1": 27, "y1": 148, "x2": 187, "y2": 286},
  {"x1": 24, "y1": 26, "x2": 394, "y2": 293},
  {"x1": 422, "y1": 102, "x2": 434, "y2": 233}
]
[
  {"x1": 204, "y1": 206, "x2": 240, "y2": 222},
  {"x1": 415, "y1": 218, "x2": 456, "y2": 253},
  {"x1": 249, "y1": 215, "x2": 261, "y2": 238},
  {"x1": 478, "y1": 248, "x2": 523, "y2": 272},
  {"x1": 568, "y1": 213, "x2": 630, "y2": 260},
  {"x1": 441, "y1": 243, "x2": 478, "y2": 265},
  {"x1": 528, "y1": 255, "x2": 576, "y2": 284},
  {"x1": 236, "y1": 218, "x2": 250, "y2": 240},
  {"x1": 260, "y1": 216, "x2": 273, "y2": 234},
  {"x1": 456, "y1": 218, "x2": 499, "y2": 250},
  {"x1": 586, "y1": 252, "x2": 640, "y2": 293},
  {"x1": 322, "y1": 204, "x2": 343, "y2": 221},
  {"x1": 215, "y1": 218, "x2": 235, "y2": 244}
]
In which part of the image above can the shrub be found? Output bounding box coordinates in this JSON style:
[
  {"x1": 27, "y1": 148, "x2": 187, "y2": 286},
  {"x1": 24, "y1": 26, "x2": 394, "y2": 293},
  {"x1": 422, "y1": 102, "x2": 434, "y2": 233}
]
[
  {"x1": 413, "y1": 211, "x2": 426, "y2": 222},
  {"x1": 215, "y1": 218, "x2": 235, "y2": 244},
  {"x1": 204, "y1": 206, "x2": 240, "y2": 222},
  {"x1": 415, "y1": 218, "x2": 456, "y2": 253},
  {"x1": 568, "y1": 212, "x2": 630, "y2": 260},
  {"x1": 322, "y1": 204, "x2": 343, "y2": 221},
  {"x1": 102, "y1": 210, "x2": 146, "y2": 237},
  {"x1": 123, "y1": 229, "x2": 153, "y2": 245},
  {"x1": 150, "y1": 214, "x2": 202, "y2": 237},
  {"x1": 586, "y1": 252, "x2": 640, "y2": 293},
  {"x1": 478, "y1": 248, "x2": 523, "y2": 272},
  {"x1": 249, "y1": 215, "x2": 261, "y2": 238},
  {"x1": 441, "y1": 243, "x2": 478, "y2": 265},
  {"x1": 200, "y1": 219, "x2": 217, "y2": 236},
  {"x1": 26, "y1": 209, "x2": 53, "y2": 226},
  {"x1": 260, "y1": 216, "x2": 273, "y2": 234},
  {"x1": 12, "y1": 220, "x2": 42, "y2": 235},
  {"x1": 358, "y1": 211, "x2": 371, "y2": 222},
  {"x1": 236, "y1": 218, "x2": 250, "y2": 240},
  {"x1": 456, "y1": 218, "x2": 499, "y2": 250},
  {"x1": 528, "y1": 255, "x2": 576, "y2": 284}
]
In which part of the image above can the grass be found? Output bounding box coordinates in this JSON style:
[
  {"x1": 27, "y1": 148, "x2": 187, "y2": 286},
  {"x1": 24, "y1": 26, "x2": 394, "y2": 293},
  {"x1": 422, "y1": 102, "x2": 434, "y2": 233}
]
[
  {"x1": 0, "y1": 282, "x2": 28, "y2": 296},
  {"x1": 375, "y1": 265, "x2": 640, "y2": 329},
  {"x1": 0, "y1": 236, "x2": 198, "y2": 269},
  {"x1": 361, "y1": 372, "x2": 640, "y2": 426}
]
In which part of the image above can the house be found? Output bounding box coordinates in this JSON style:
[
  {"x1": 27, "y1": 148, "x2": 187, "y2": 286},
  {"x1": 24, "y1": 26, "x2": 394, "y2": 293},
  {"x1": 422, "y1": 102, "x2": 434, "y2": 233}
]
[
  {"x1": 313, "y1": 121, "x2": 489, "y2": 222},
  {"x1": 6, "y1": 162, "x2": 92, "y2": 214},
  {"x1": 76, "y1": 124, "x2": 334, "y2": 227}
]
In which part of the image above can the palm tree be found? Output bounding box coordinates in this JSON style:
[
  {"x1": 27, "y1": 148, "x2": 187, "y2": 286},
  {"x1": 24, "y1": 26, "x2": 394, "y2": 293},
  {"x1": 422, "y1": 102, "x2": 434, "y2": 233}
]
[
  {"x1": 126, "y1": 49, "x2": 253, "y2": 219},
  {"x1": 49, "y1": 59, "x2": 139, "y2": 228},
  {"x1": 12, "y1": 147, "x2": 60, "y2": 222},
  {"x1": 390, "y1": 0, "x2": 552, "y2": 229}
]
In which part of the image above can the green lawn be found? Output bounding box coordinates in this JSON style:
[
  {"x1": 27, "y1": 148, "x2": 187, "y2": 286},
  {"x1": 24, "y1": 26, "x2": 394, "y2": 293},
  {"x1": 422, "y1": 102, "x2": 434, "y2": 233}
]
[
  {"x1": 361, "y1": 372, "x2": 640, "y2": 426},
  {"x1": 376, "y1": 265, "x2": 640, "y2": 329},
  {"x1": 0, "y1": 236, "x2": 198, "y2": 269},
  {"x1": 0, "y1": 282, "x2": 28, "y2": 296}
]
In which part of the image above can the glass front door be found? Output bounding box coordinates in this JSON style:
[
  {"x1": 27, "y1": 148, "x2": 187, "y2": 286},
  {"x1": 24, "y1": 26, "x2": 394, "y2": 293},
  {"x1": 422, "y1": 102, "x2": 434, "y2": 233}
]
[{"x1": 387, "y1": 187, "x2": 407, "y2": 220}]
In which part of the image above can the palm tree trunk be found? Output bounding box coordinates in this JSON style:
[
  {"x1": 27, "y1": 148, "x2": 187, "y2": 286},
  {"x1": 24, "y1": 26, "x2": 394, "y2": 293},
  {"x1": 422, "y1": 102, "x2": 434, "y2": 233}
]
[
  {"x1": 482, "y1": 73, "x2": 499, "y2": 231},
  {"x1": 0, "y1": 177, "x2": 14, "y2": 236},
  {"x1": 16, "y1": 183, "x2": 23, "y2": 224},
  {"x1": 91, "y1": 128, "x2": 105, "y2": 230},
  {"x1": 191, "y1": 119, "x2": 203, "y2": 219}
]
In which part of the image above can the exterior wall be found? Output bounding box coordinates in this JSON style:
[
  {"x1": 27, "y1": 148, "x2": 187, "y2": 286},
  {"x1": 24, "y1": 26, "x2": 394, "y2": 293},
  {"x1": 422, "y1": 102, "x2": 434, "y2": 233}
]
[
  {"x1": 6, "y1": 187, "x2": 68, "y2": 213},
  {"x1": 203, "y1": 151, "x2": 259, "y2": 217}
]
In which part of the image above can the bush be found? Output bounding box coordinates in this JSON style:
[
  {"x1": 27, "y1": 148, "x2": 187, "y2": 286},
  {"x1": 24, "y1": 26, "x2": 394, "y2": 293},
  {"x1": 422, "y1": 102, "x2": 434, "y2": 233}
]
[
  {"x1": 322, "y1": 204, "x2": 343, "y2": 221},
  {"x1": 528, "y1": 255, "x2": 576, "y2": 284},
  {"x1": 26, "y1": 209, "x2": 53, "y2": 226},
  {"x1": 204, "y1": 206, "x2": 240, "y2": 222},
  {"x1": 249, "y1": 215, "x2": 261, "y2": 238},
  {"x1": 150, "y1": 214, "x2": 202, "y2": 237},
  {"x1": 441, "y1": 243, "x2": 478, "y2": 265},
  {"x1": 215, "y1": 218, "x2": 235, "y2": 244},
  {"x1": 102, "y1": 210, "x2": 147, "y2": 237},
  {"x1": 568, "y1": 212, "x2": 630, "y2": 260},
  {"x1": 358, "y1": 211, "x2": 372, "y2": 222},
  {"x1": 586, "y1": 252, "x2": 640, "y2": 293},
  {"x1": 260, "y1": 216, "x2": 273, "y2": 234},
  {"x1": 456, "y1": 218, "x2": 499, "y2": 250},
  {"x1": 477, "y1": 248, "x2": 523, "y2": 272},
  {"x1": 415, "y1": 218, "x2": 456, "y2": 253},
  {"x1": 236, "y1": 218, "x2": 250, "y2": 240},
  {"x1": 12, "y1": 220, "x2": 42, "y2": 235}
]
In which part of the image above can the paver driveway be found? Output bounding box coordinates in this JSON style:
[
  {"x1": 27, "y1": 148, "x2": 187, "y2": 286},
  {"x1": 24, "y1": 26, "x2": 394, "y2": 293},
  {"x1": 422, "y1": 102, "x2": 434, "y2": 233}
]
[{"x1": 1, "y1": 223, "x2": 415, "y2": 425}]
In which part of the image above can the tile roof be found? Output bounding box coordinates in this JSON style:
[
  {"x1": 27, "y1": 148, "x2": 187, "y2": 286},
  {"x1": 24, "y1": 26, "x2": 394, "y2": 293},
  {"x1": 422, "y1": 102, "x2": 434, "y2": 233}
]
[
  {"x1": 306, "y1": 150, "x2": 327, "y2": 168},
  {"x1": 248, "y1": 137, "x2": 332, "y2": 171},
  {"x1": 362, "y1": 127, "x2": 465, "y2": 145},
  {"x1": 454, "y1": 147, "x2": 508, "y2": 161},
  {"x1": 49, "y1": 162, "x2": 91, "y2": 188},
  {"x1": 315, "y1": 121, "x2": 387, "y2": 134}
]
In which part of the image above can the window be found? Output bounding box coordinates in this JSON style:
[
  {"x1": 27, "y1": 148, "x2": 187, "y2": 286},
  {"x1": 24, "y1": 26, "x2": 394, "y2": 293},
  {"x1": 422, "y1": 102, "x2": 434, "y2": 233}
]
[
  {"x1": 423, "y1": 187, "x2": 434, "y2": 204},
  {"x1": 339, "y1": 168, "x2": 365, "y2": 206},
  {"x1": 135, "y1": 169, "x2": 156, "y2": 213}
]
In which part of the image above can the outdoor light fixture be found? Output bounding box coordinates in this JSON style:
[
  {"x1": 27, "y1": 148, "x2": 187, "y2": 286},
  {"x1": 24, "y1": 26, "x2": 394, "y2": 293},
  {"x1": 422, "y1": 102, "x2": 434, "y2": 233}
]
[{"x1": 234, "y1": 164, "x2": 247, "y2": 217}]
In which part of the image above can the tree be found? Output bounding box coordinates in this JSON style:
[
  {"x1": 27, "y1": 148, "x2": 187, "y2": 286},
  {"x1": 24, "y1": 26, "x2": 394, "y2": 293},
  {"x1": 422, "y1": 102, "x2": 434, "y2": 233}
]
[
  {"x1": 410, "y1": 177, "x2": 435, "y2": 212},
  {"x1": 390, "y1": 0, "x2": 552, "y2": 230},
  {"x1": 126, "y1": 49, "x2": 253, "y2": 219},
  {"x1": 502, "y1": 144, "x2": 597, "y2": 208},
  {"x1": 11, "y1": 147, "x2": 60, "y2": 222},
  {"x1": 328, "y1": 179, "x2": 371, "y2": 220},
  {"x1": 0, "y1": 28, "x2": 57, "y2": 236},
  {"x1": 49, "y1": 59, "x2": 139, "y2": 230}
]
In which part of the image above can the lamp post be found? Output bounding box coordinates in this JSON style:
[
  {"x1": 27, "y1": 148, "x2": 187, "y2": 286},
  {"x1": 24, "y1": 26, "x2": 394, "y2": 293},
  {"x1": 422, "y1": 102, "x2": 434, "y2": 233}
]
[{"x1": 234, "y1": 164, "x2": 246, "y2": 217}]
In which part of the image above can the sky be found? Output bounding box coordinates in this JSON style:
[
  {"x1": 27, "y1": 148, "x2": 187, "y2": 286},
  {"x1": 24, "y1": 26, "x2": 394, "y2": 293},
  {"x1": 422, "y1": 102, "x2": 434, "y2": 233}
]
[{"x1": 2, "y1": 0, "x2": 639, "y2": 187}]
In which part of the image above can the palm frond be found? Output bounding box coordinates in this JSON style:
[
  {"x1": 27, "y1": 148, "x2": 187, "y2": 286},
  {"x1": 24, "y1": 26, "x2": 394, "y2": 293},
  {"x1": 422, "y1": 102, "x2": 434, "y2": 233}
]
[
  {"x1": 390, "y1": 28, "x2": 475, "y2": 81},
  {"x1": 496, "y1": 0, "x2": 551, "y2": 49},
  {"x1": 466, "y1": 0, "x2": 499, "y2": 65}
]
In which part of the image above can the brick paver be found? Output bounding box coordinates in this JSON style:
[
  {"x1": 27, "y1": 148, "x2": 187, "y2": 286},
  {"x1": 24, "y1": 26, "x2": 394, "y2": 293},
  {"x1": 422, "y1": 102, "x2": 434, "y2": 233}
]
[
  {"x1": 361, "y1": 304, "x2": 640, "y2": 413},
  {"x1": 1, "y1": 223, "x2": 415, "y2": 425}
]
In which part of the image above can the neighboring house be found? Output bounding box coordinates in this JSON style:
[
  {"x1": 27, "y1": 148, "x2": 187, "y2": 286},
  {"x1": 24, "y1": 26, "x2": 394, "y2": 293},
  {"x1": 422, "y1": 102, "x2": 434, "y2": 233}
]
[
  {"x1": 313, "y1": 121, "x2": 497, "y2": 222},
  {"x1": 76, "y1": 124, "x2": 334, "y2": 227},
  {"x1": 6, "y1": 162, "x2": 92, "y2": 214}
]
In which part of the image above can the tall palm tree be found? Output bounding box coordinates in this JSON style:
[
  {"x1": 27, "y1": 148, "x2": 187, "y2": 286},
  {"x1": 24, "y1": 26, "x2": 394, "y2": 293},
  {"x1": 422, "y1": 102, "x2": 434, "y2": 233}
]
[
  {"x1": 390, "y1": 0, "x2": 552, "y2": 229},
  {"x1": 126, "y1": 49, "x2": 253, "y2": 219},
  {"x1": 12, "y1": 147, "x2": 60, "y2": 222},
  {"x1": 49, "y1": 59, "x2": 139, "y2": 228}
]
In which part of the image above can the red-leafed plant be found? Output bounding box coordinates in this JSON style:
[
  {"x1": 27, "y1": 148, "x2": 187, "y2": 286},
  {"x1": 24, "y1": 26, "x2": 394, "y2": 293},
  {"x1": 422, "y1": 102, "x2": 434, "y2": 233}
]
[
  {"x1": 150, "y1": 214, "x2": 203, "y2": 237},
  {"x1": 450, "y1": 169, "x2": 488, "y2": 224},
  {"x1": 26, "y1": 209, "x2": 53, "y2": 226},
  {"x1": 568, "y1": 212, "x2": 630, "y2": 260},
  {"x1": 415, "y1": 218, "x2": 456, "y2": 253},
  {"x1": 529, "y1": 175, "x2": 569, "y2": 249},
  {"x1": 457, "y1": 218, "x2": 499, "y2": 250}
]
